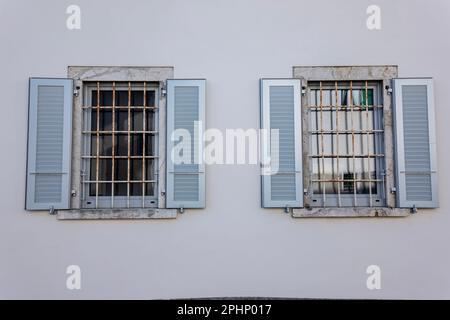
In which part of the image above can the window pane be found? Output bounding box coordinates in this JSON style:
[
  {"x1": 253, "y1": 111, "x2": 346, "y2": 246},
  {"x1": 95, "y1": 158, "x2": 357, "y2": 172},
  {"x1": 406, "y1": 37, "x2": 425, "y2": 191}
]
[
  {"x1": 308, "y1": 83, "x2": 382, "y2": 202},
  {"x1": 86, "y1": 86, "x2": 158, "y2": 206}
]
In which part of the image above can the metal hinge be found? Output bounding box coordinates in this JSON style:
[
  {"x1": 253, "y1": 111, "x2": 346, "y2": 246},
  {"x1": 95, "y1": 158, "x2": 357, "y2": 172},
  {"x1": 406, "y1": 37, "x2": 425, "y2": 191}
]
[
  {"x1": 385, "y1": 84, "x2": 393, "y2": 95},
  {"x1": 161, "y1": 81, "x2": 167, "y2": 97}
]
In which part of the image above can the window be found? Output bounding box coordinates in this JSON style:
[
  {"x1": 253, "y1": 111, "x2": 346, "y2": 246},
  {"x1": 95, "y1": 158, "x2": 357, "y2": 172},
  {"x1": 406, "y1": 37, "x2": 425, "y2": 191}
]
[
  {"x1": 261, "y1": 66, "x2": 438, "y2": 217},
  {"x1": 308, "y1": 81, "x2": 384, "y2": 207},
  {"x1": 82, "y1": 82, "x2": 159, "y2": 208},
  {"x1": 25, "y1": 67, "x2": 206, "y2": 219}
]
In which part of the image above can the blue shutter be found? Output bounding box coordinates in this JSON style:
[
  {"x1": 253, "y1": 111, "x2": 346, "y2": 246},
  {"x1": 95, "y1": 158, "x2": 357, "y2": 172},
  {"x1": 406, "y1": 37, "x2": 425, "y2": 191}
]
[
  {"x1": 166, "y1": 79, "x2": 206, "y2": 208},
  {"x1": 26, "y1": 78, "x2": 73, "y2": 210},
  {"x1": 260, "y1": 79, "x2": 303, "y2": 208},
  {"x1": 393, "y1": 78, "x2": 438, "y2": 208}
]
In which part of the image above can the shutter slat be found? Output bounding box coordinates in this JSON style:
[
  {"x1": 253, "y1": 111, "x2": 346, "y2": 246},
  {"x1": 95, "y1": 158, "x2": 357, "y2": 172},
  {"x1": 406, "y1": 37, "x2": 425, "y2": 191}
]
[
  {"x1": 393, "y1": 78, "x2": 438, "y2": 208},
  {"x1": 26, "y1": 78, "x2": 73, "y2": 210},
  {"x1": 260, "y1": 79, "x2": 303, "y2": 208},
  {"x1": 166, "y1": 79, "x2": 206, "y2": 209}
]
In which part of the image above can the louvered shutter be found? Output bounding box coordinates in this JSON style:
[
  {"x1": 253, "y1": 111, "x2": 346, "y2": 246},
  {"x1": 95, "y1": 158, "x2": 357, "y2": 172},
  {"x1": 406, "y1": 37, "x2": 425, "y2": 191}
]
[
  {"x1": 26, "y1": 78, "x2": 73, "y2": 210},
  {"x1": 393, "y1": 78, "x2": 438, "y2": 208},
  {"x1": 260, "y1": 79, "x2": 303, "y2": 208},
  {"x1": 166, "y1": 79, "x2": 206, "y2": 208}
]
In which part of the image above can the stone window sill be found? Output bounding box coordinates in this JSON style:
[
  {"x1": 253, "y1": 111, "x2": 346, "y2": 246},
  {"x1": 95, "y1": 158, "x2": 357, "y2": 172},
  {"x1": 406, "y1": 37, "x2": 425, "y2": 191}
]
[
  {"x1": 292, "y1": 207, "x2": 410, "y2": 218},
  {"x1": 57, "y1": 208, "x2": 177, "y2": 220}
]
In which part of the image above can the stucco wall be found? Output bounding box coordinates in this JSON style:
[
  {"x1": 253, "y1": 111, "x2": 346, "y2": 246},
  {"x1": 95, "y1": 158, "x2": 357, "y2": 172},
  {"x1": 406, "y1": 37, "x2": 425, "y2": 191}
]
[{"x1": 0, "y1": 0, "x2": 449, "y2": 299}]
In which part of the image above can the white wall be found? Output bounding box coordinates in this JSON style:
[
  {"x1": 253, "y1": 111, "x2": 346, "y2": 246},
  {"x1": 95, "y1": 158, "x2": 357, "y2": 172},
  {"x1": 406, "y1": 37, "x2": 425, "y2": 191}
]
[{"x1": 0, "y1": 0, "x2": 449, "y2": 299}]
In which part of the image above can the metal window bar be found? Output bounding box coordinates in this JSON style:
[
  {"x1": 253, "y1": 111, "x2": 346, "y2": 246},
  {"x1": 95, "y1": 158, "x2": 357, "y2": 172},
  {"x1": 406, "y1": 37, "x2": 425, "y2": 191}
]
[
  {"x1": 365, "y1": 81, "x2": 373, "y2": 206},
  {"x1": 82, "y1": 155, "x2": 158, "y2": 159},
  {"x1": 82, "y1": 81, "x2": 158, "y2": 208},
  {"x1": 82, "y1": 130, "x2": 157, "y2": 134},
  {"x1": 142, "y1": 82, "x2": 146, "y2": 208},
  {"x1": 127, "y1": 82, "x2": 131, "y2": 208},
  {"x1": 111, "y1": 82, "x2": 116, "y2": 207},
  {"x1": 319, "y1": 82, "x2": 326, "y2": 204},
  {"x1": 308, "y1": 105, "x2": 382, "y2": 110},
  {"x1": 95, "y1": 82, "x2": 100, "y2": 208},
  {"x1": 81, "y1": 106, "x2": 158, "y2": 109},
  {"x1": 334, "y1": 81, "x2": 341, "y2": 206}
]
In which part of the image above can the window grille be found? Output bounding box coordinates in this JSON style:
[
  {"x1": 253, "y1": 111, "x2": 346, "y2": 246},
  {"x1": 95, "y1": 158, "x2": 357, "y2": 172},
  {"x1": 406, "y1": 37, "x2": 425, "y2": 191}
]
[
  {"x1": 81, "y1": 82, "x2": 159, "y2": 208},
  {"x1": 308, "y1": 81, "x2": 385, "y2": 207}
]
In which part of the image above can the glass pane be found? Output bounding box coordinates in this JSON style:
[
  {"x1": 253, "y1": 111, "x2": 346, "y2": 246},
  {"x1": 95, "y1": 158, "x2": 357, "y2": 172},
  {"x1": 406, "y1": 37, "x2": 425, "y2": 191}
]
[
  {"x1": 116, "y1": 110, "x2": 128, "y2": 131},
  {"x1": 115, "y1": 159, "x2": 128, "y2": 181},
  {"x1": 145, "y1": 134, "x2": 156, "y2": 156},
  {"x1": 91, "y1": 90, "x2": 113, "y2": 106},
  {"x1": 90, "y1": 110, "x2": 112, "y2": 131},
  {"x1": 130, "y1": 159, "x2": 143, "y2": 181},
  {"x1": 115, "y1": 90, "x2": 129, "y2": 106},
  {"x1": 146, "y1": 91, "x2": 156, "y2": 107},
  {"x1": 114, "y1": 183, "x2": 127, "y2": 196},
  {"x1": 360, "y1": 89, "x2": 374, "y2": 106},
  {"x1": 130, "y1": 183, "x2": 143, "y2": 196},
  {"x1": 90, "y1": 135, "x2": 113, "y2": 156},
  {"x1": 115, "y1": 134, "x2": 128, "y2": 156},
  {"x1": 89, "y1": 159, "x2": 112, "y2": 181},
  {"x1": 146, "y1": 111, "x2": 156, "y2": 131},
  {"x1": 130, "y1": 110, "x2": 143, "y2": 131},
  {"x1": 89, "y1": 183, "x2": 111, "y2": 196}
]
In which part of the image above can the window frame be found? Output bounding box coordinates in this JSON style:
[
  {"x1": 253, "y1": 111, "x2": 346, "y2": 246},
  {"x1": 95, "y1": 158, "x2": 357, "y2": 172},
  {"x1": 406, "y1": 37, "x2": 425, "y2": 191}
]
[
  {"x1": 292, "y1": 66, "x2": 410, "y2": 217},
  {"x1": 60, "y1": 66, "x2": 176, "y2": 219},
  {"x1": 81, "y1": 82, "x2": 160, "y2": 209},
  {"x1": 307, "y1": 81, "x2": 385, "y2": 207}
]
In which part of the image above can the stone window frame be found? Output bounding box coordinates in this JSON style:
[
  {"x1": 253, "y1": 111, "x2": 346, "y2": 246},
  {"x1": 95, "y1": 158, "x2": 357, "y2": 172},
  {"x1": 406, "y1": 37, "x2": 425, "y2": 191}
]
[
  {"x1": 58, "y1": 66, "x2": 177, "y2": 220},
  {"x1": 291, "y1": 66, "x2": 410, "y2": 218}
]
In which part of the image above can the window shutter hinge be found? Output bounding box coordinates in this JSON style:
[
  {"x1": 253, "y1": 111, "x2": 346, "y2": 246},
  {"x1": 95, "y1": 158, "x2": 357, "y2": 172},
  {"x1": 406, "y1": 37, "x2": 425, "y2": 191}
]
[
  {"x1": 49, "y1": 206, "x2": 56, "y2": 215},
  {"x1": 73, "y1": 86, "x2": 80, "y2": 97},
  {"x1": 301, "y1": 86, "x2": 306, "y2": 96},
  {"x1": 385, "y1": 84, "x2": 393, "y2": 95},
  {"x1": 161, "y1": 81, "x2": 167, "y2": 97},
  {"x1": 390, "y1": 186, "x2": 397, "y2": 194}
]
